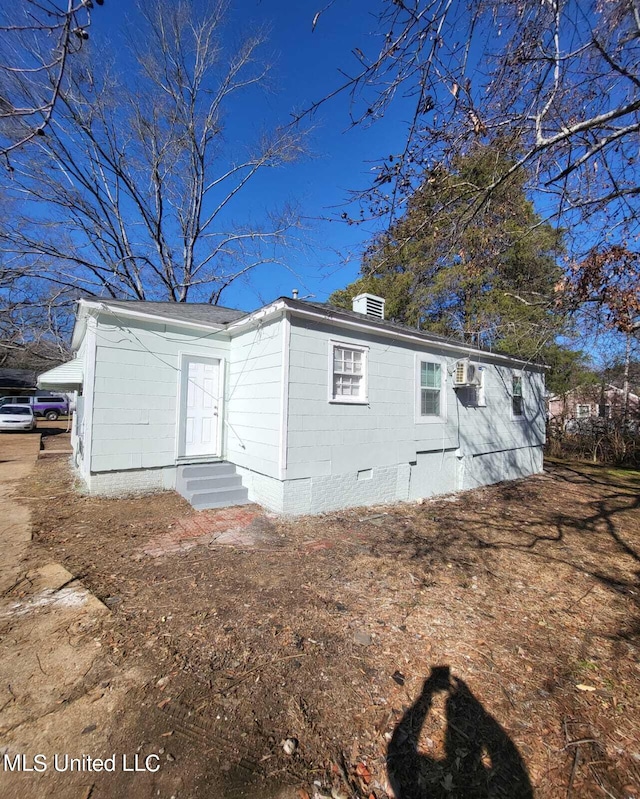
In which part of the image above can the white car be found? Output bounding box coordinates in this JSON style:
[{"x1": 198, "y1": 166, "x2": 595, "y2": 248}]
[{"x1": 0, "y1": 404, "x2": 37, "y2": 432}]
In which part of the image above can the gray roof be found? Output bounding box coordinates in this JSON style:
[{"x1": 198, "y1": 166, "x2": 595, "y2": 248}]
[
  {"x1": 280, "y1": 297, "x2": 545, "y2": 366},
  {"x1": 0, "y1": 368, "x2": 37, "y2": 390},
  {"x1": 103, "y1": 300, "x2": 247, "y2": 326}
]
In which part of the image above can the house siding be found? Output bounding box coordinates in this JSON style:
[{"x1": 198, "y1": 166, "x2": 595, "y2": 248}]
[
  {"x1": 282, "y1": 318, "x2": 545, "y2": 513},
  {"x1": 225, "y1": 318, "x2": 284, "y2": 503},
  {"x1": 88, "y1": 313, "x2": 230, "y2": 484},
  {"x1": 74, "y1": 304, "x2": 546, "y2": 514}
]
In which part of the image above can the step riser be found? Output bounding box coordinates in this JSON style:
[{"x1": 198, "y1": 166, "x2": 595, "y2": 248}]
[
  {"x1": 184, "y1": 475, "x2": 242, "y2": 492},
  {"x1": 190, "y1": 488, "x2": 249, "y2": 506},
  {"x1": 179, "y1": 463, "x2": 236, "y2": 479}
]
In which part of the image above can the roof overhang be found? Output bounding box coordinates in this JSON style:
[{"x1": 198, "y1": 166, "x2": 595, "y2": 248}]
[
  {"x1": 71, "y1": 299, "x2": 231, "y2": 350},
  {"x1": 37, "y1": 359, "x2": 84, "y2": 391},
  {"x1": 227, "y1": 298, "x2": 546, "y2": 370}
]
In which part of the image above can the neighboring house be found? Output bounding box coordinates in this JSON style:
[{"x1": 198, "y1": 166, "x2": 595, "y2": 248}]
[
  {"x1": 0, "y1": 368, "x2": 37, "y2": 393},
  {"x1": 37, "y1": 294, "x2": 547, "y2": 515},
  {"x1": 548, "y1": 384, "x2": 640, "y2": 423}
]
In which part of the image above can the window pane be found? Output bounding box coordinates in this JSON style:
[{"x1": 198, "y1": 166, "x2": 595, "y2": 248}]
[
  {"x1": 334, "y1": 347, "x2": 363, "y2": 375},
  {"x1": 421, "y1": 388, "x2": 440, "y2": 416},
  {"x1": 512, "y1": 396, "x2": 523, "y2": 416},
  {"x1": 334, "y1": 374, "x2": 361, "y2": 397},
  {"x1": 512, "y1": 376, "x2": 522, "y2": 396},
  {"x1": 421, "y1": 362, "x2": 441, "y2": 389}
]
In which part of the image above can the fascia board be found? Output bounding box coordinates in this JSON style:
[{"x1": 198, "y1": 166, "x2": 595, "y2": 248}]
[{"x1": 226, "y1": 300, "x2": 286, "y2": 334}]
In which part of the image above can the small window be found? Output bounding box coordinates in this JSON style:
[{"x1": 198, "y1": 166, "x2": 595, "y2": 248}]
[
  {"x1": 576, "y1": 404, "x2": 591, "y2": 419},
  {"x1": 330, "y1": 343, "x2": 367, "y2": 403},
  {"x1": 420, "y1": 362, "x2": 441, "y2": 415},
  {"x1": 417, "y1": 357, "x2": 445, "y2": 421},
  {"x1": 512, "y1": 375, "x2": 524, "y2": 417},
  {"x1": 598, "y1": 404, "x2": 611, "y2": 419}
]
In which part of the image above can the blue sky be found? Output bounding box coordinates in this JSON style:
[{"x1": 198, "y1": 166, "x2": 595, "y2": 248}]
[{"x1": 89, "y1": 0, "x2": 414, "y2": 311}]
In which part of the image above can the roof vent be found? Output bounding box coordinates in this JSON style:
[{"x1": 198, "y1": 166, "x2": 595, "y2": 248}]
[{"x1": 352, "y1": 293, "x2": 385, "y2": 320}]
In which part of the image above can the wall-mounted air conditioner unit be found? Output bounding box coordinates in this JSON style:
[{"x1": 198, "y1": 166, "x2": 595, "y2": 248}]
[{"x1": 453, "y1": 359, "x2": 482, "y2": 387}]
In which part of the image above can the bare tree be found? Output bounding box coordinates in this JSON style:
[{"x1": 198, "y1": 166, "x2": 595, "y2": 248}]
[
  {"x1": 0, "y1": 0, "x2": 307, "y2": 303},
  {"x1": 0, "y1": 0, "x2": 105, "y2": 160},
  {"x1": 309, "y1": 0, "x2": 640, "y2": 246}
]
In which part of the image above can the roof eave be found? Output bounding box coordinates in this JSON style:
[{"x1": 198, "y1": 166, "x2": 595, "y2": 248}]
[
  {"x1": 76, "y1": 299, "x2": 234, "y2": 337},
  {"x1": 278, "y1": 299, "x2": 547, "y2": 369}
]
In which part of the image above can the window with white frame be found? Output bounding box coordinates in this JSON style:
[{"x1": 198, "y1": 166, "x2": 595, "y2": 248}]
[
  {"x1": 417, "y1": 359, "x2": 445, "y2": 420},
  {"x1": 576, "y1": 403, "x2": 591, "y2": 419},
  {"x1": 330, "y1": 343, "x2": 367, "y2": 402},
  {"x1": 512, "y1": 375, "x2": 524, "y2": 417}
]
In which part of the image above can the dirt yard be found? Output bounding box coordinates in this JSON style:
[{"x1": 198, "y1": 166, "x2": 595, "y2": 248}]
[{"x1": 4, "y1": 453, "x2": 640, "y2": 798}]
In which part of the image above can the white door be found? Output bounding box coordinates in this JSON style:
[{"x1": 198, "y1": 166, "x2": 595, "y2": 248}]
[{"x1": 181, "y1": 358, "x2": 220, "y2": 457}]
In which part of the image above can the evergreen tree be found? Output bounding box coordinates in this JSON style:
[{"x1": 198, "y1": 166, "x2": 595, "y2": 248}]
[{"x1": 331, "y1": 143, "x2": 567, "y2": 360}]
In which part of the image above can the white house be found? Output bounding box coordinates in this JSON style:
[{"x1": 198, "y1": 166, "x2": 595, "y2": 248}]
[{"x1": 38, "y1": 294, "x2": 547, "y2": 515}]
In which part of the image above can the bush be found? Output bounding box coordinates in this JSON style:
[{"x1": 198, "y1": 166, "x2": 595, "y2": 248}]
[{"x1": 546, "y1": 417, "x2": 640, "y2": 466}]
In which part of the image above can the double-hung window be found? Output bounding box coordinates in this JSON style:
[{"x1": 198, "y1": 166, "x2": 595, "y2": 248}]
[
  {"x1": 416, "y1": 357, "x2": 445, "y2": 421},
  {"x1": 330, "y1": 343, "x2": 368, "y2": 402},
  {"x1": 512, "y1": 375, "x2": 524, "y2": 418}
]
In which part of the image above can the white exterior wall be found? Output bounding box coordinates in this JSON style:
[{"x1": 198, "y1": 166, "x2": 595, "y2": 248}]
[
  {"x1": 78, "y1": 311, "x2": 286, "y2": 505},
  {"x1": 281, "y1": 319, "x2": 545, "y2": 514},
  {"x1": 77, "y1": 307, "x2": 545, "y2": 513},
  {"x1": 71, "y1": 332, "x2": 88, "y2": 472},
  {"x1": 88, "y1": 313, "x2": 230, "y2": 482},
  {"x1": 235, "y1": 465, "x2": 284, "y2": 512},
  {"x1": 226, "y1": 318, "x2": 284, "y2": 482}
]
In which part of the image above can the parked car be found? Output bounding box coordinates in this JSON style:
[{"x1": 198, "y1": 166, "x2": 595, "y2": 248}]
[
  {"x1": 0, "y1": 404, "x2": 37, "y2": 432},
  {"x1": 0, "y1": 394, "x2": 69, "y2": 420}
]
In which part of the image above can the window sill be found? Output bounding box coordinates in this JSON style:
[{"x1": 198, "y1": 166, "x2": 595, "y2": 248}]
[
  {"x1": 416, "y1": 415, "x2": 447, "y2": 424},
  {"x1": 329, "y1": 398, "x2": 369, "y2": 405}
]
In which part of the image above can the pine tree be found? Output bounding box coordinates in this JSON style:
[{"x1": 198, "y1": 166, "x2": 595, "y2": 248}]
[{"x1": 331, "y1": 142, "x2": 567, "y2": 360}]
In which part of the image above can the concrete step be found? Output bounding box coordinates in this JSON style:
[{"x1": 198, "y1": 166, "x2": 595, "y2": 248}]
[
  {"x1": 179, "y1": 462, "x2": 236, "y2": 479},
  {"x1": 184, "y1": 474, "x2": 243, "y2": 492},
  {"x1": 190, "y1": 486, "x2": 250, "y2": 511},
  {"x1": 176, "y1": 461, "x2": 249, "y2": 510}
]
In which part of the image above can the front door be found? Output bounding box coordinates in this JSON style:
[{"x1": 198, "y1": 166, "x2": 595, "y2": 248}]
[{"x1": 180, "y1": 357, "x2": 220, "y2": 458}]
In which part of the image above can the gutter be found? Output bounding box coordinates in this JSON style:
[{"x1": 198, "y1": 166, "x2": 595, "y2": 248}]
[{"x1": 277, "y1": 303, "x2": 547, "y2": 370}]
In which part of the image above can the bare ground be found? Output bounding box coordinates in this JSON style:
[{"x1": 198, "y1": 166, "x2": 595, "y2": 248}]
[{"x1": 5, "y1": 452, "x2": 640, "y2": 798}]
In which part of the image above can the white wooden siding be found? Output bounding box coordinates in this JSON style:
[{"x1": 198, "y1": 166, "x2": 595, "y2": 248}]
[
  {"x1": 225, "y1": 319, "x2": 283, "y2": 479},
  {"x1": 285, "y1": 319, "x2": 545, "y2": 482},
  {"x1": 90, "y1": 314, "x2": 230, "y2": 473}
]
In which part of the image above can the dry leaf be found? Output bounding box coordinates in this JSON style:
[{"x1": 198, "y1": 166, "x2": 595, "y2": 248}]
[
  {"x1": 576, "y1": 684, "x2": 596, "y2": 692},
  {"x1": 356, "y1": 762, "x2": 371, "y2": 784}
]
